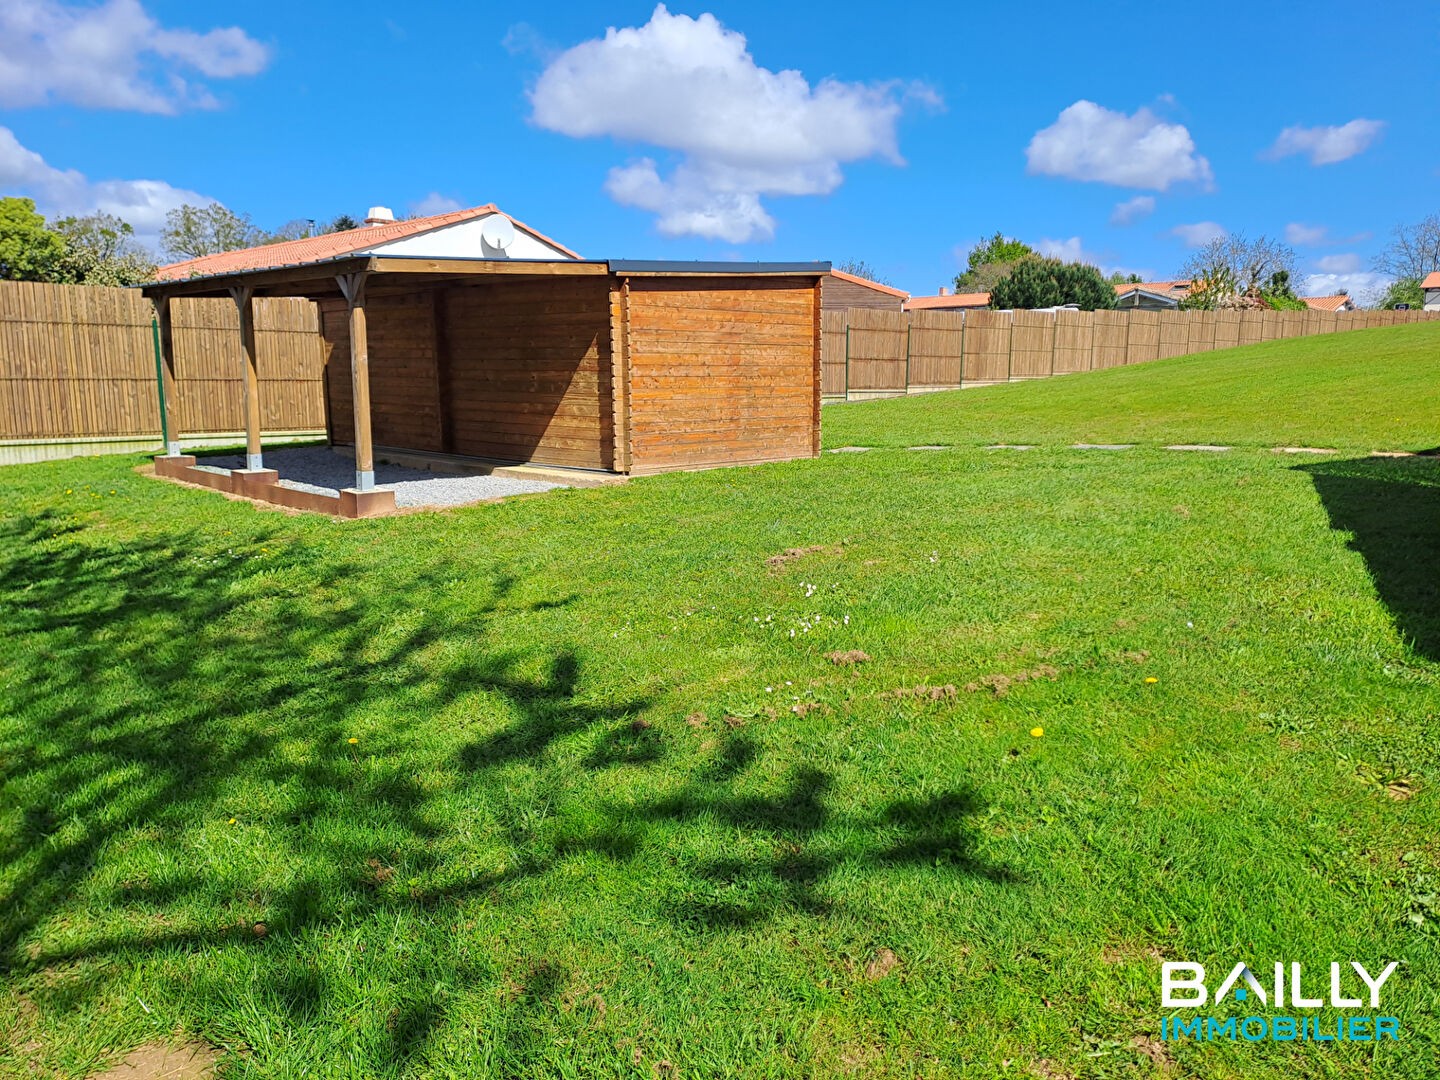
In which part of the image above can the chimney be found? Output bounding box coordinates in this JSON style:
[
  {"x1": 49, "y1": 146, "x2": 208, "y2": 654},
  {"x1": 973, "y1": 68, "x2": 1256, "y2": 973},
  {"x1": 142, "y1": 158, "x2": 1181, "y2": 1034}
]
[
  {"x1": 364, "y1": 206, "x2": 395, "y2": 226},
  {"x1": 938, "y1": 286, "x2": 950, "y2": 296}
]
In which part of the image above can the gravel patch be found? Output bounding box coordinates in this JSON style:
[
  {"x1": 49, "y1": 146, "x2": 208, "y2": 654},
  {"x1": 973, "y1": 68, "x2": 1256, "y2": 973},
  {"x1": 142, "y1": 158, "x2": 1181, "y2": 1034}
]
[{"x1": 202, "y1": 446, "x2": 564, "y2": 508}]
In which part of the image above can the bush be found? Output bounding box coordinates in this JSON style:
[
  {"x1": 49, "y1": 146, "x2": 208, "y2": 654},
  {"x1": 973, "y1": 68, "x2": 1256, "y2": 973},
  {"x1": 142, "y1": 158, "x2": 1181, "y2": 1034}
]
[{"x1": 989, "y1": 258, "x2": 1118, "y2": 311}]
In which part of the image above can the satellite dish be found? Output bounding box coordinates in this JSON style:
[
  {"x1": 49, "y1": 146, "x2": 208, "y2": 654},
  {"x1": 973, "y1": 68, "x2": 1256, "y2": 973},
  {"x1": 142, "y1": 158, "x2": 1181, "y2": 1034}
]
[{"x1": 480, "y1": 215, "x2": 516, "y2": 252}]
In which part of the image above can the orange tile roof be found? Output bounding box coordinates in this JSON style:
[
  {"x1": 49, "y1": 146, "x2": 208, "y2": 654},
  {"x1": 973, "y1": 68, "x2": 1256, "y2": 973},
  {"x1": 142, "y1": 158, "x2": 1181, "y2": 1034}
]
[
  {"x1": 827, "y1": 268, "x2": 909, "y2": 298},
  {"x1": 1301, "y1": 294, "x2": 1353, "y2": 312},
  {"x1": 1114, "y1": 280, "x2": 1191, "y2": 296},
  {"x1": 903, "y1": 291, "x2": 991, "y2": 310},
  {"x1": 154, "y1": 204, "x2": 581, "y2": 281},
  {"x1": 1423, "y1": 271, "x2": 1440, "y2": 289}
]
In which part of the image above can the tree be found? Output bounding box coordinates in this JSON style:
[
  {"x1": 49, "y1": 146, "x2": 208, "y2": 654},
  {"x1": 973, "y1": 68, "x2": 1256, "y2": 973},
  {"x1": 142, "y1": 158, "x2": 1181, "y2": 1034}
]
[
  {"x1": 0, "y1": 197, "x2": 66, "y2": 281},
  {"x1": 989, "y1": 258, "x2": 1118, "y2": 311},
  {"x1": 267, "y1": 218, "x2": 317, "y2": 243},
  {"x1": 955, "y1": 232, "x2": 1035, "y2": 292},
  {"x1": 834, "y1": 259, "x2": 893, "y2": 287},
  {"x1": 1178, "y1": 234, "x2": 1297, "y2": 302},
  {"x1": 1107, "y1": 271, "x2": 1142, "y2": 284},
  {"x1": 325, "y1": 214, "x2": 359, "y2": 233},
  {"x1": 1260, "y1": 269, "x2": 1306, "y2": 311},
  {"x1": 1372, "y1": 215, "x2": 1440, "y2": 281},
  {"x1": 50, "y1": 212, "x2": 156, "y2": 286},
  {"x1": 161, "y1": 203, "x2": 266, "y2": 260},
  {"x1": 1377, "y1": 277, "x2": 1424, "y2": 310}
]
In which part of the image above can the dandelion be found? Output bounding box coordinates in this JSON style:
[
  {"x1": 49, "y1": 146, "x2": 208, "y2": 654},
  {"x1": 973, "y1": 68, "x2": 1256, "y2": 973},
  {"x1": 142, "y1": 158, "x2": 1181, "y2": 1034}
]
[
  {"x1": 348, "y1": 737, "x2": 359, "y2": 744},
  {"x1": 1030, "y1": 727, "x2": 1044, "y2": 738},
  {"x1": 1145, "y1": 677, "x2": 1158, "y2": 684},
  {"x1": 65, "y1": 489, "x2": 72, "y2": 494},
  {"x1": 228, "y1": 817, "x2": 237, "y2": 825}
]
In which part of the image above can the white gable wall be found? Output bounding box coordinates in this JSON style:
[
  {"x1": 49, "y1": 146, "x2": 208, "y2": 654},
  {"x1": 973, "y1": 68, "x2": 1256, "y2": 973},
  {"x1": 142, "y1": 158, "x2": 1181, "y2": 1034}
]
[
  {"x1": 1425, "y1": 287, "x2": 1440, "y2": 312},
  {"x1": 362, "y1": 214, "x2": 576, "y2": 261}
]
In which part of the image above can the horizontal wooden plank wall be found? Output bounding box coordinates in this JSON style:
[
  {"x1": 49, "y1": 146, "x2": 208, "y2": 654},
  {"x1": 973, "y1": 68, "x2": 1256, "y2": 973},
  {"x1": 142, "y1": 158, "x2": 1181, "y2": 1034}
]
[
  {"x1": 442, "y1": 278, "x2": 613, "y2": 469},
  {"x1": 0, "y1": 280, "x2": 324, "y2": 440},
  {"x1": 819, "y1": 274, "x2": 904, "y2": 312},
  {"x1": 625, "y1": 276, "x2": 818, "y2": 473},
  {"x1": 322, "y1": 279, "x2": 616, "y2": 469},
  {"x1": 819, "y1": 306, "x2": 1440, "y2": 400}
]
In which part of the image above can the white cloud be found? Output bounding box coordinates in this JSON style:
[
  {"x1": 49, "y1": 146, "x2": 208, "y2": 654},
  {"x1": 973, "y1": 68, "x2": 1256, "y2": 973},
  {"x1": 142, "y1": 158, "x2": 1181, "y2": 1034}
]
[
  {"x1": 1301, "y1": 271, "x2": 1391, "y2": 304},
  {"x1": 1285, "y1": 222, "x2": 1329, "y2": 246},
  {"x1": 0, "y1": 0, "x2": 268, "y2": 114},
  {"x1": 1025, "y1": 101, "x2": 1212, "y2": 191},
  {"x1": 1171, "y1": 221, "x2": 1227, "y2": 247},
  {"x1": 1315, "y1": 253, "x2": 1361, "y2": 274},
  {"x1": 528, "y1": 4, "x2": 933, "y2": 242},
  {"x1": 410, "y1": 192, "x2": 463, "y2": 217},
  {"x1": 1110, "y1": 195, "x2": 1156, "y2": 226},
  {"x1": 1035, "y1": 236, "x2": 1150, "y2": 279},
  {"x1": 1264, "y1": 119, "x2": 1385, "y2": 165},
  {"x1": 0, "y1": 125, "x2": 213, "y2": 248}
]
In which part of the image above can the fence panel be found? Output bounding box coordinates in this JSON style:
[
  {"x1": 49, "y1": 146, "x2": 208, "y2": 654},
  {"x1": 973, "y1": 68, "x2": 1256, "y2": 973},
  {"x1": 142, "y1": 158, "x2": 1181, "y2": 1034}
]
[
  {"x1": 0, "y1": 280, "x2": 326, "y2": 443},
  {"x1": 961, "y1": 311, "x2": 1012, "y2": 383},
  {"x1": 1157, "y1": 311, "x2": 1189, "y2": 359},
  {"x1": 820, "y1": 309, "x2": 849, "y2": 398},
  {"x1": 1053, "y1": 310, "x2": 1094, "y2": 373},
  {"x1": 1010, "y1": 310, "x2": 1056, "y2": 378},
  {"x1": 1125, "y1": 311, "x2": 1161, "y2": 364},
  {"x1": 1092, "y1": 311, "x2": 1129, "y2": 368},
  {"x1": 908, "y1": 309, "x2": 965, "y2": 388},
  {"x1": 845, "y1": 308, "x2": 908, "y2": 396}
]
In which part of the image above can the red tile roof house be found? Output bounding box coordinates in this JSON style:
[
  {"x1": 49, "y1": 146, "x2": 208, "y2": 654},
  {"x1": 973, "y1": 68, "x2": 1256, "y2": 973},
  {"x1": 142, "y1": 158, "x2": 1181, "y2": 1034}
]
[
  {"x1": 1300, "y1": 294, "x2": 1356, "y2": 313},
  {"x1": 902, "y1": 287, "x2": 992, "y2": 312},
  {"x1": 145, "y1": 203, "x2": 831, "y2": 516},
  {"x1": 1424, "y1": 271, "x2": 1440, "y2": 311},
  {"x1": 820, "y1": 269, "x2": 908, "y2": 312},
  {"x1": 1113, "y1": 280, "x2": 1192, "y2": 309}
]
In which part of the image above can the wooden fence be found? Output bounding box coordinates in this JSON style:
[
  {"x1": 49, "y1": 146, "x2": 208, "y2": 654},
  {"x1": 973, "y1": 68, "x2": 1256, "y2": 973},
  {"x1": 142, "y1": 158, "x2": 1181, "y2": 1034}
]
[
  {"x1": 822, "y1": 306, "x2": 1440, "y2": 400},
  {"x1": 0, "y1": 280, "x2": 326, "y2": 449}
]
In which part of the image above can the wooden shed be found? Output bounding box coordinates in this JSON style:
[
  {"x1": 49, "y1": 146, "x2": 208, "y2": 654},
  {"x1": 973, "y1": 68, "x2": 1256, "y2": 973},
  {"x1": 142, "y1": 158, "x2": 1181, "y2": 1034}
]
[
  {"x1": 821, "y1": 269, "x2": 908, "y2": 313},
  {"x1": 142, "y1": 256, "x2": 828, "y2": 515}
]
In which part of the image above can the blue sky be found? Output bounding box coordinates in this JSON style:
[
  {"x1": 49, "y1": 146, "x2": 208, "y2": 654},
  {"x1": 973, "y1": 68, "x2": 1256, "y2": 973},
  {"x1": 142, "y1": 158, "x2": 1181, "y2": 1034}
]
[{"x1": 2, "y1": 0, "x2": 1435, "y2": 300}]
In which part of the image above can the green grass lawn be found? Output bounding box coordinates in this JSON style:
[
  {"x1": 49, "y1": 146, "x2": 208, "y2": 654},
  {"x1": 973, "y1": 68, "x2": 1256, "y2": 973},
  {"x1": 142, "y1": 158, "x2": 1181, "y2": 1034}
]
[
  {"x1": 1, "y1": 326, "x2": 1438, "y2": 1078},
  {"x1": 825, "y1": 322, "x2": 1440, "y2": 453}
]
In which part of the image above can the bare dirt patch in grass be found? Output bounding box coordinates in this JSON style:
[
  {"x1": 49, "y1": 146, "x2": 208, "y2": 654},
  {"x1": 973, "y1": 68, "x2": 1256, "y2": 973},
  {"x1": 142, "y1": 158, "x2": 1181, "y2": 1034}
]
[
  {"x1": 966, "y1": 665, "x2": 1060, "y2": 697},
  {"x1": 864, "y1": 948, "x2": 901, "y2": 980},
  {"x1": 765, "y1": 544, "x2": 843, "y2": 571},
  {"x1": 826, "y1": 650, "x2": 870, "y2": 666},
  {"x1": 1130, "y1": 1034, "x2": 1173, "y2": 1068},
  {"x1": 882, "y1": 684, "x2": 959, "y2": 701},
  {"x1": 87, "y1": 1042, "x2": 219, "y2": 1080}
]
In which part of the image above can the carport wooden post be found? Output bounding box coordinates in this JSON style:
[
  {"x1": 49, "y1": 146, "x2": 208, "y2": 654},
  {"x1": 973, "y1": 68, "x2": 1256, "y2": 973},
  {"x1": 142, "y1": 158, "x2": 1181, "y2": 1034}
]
[
  {"x1": 337, "y1": 271, "x2": 374, "y2": 491},
  {"x1": 153, "y1": 295, "x2": 182, "y2": 456},
  {"x1": 227, "y1": 285, "x2": 264, "y2": 469}
]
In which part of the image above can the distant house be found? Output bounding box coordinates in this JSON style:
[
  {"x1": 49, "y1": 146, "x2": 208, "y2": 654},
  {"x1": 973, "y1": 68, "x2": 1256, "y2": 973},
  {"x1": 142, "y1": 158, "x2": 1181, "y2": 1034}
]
[
  {"x1": 1301, "y1": 294, "x2": 1356, "y2": 313},
  {"x1": 902, "y1": 287, "x2": 991, "y2": 312},
  {"x1": 821, "y1": 269, "x2": 908, "y2": 313},
  {"x1": 156, "y1": 203, "x2": 581, "y2": 280},
  {"x1": 1114, "y1": 280, "x2": 1191, "y2": 310},
  {"x1": 1424, "y1": 271, "x2": 1440, "y2": 311}
]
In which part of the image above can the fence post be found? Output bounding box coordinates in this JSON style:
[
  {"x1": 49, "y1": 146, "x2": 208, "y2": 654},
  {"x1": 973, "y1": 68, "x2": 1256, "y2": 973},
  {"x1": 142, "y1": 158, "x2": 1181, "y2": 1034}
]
[
  {"x1": 1007, "y1": 312, "x2": 1015, "y2": 382},
  {"x1": 958, "y1": 311, "x2": 966, "y2": 389},
  {"x1": 903, "y1": 316, "x2": 911, "y2": 395},
  {"x1": 1050, "y1": 310, "x2": 1057, "y2": 376},
  {"x1": 844, "y1": 323, "x2": 851, "y2": 402},
  {"x1": 150, "y1": 315, "x2": 171, "y2": 452}
]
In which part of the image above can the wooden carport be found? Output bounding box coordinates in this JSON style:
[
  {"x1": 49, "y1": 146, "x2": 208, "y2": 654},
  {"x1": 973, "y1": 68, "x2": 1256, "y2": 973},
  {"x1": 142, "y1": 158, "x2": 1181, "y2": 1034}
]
[{"x1": 142, "y1": 256, "x2": 828, "y2": 516}]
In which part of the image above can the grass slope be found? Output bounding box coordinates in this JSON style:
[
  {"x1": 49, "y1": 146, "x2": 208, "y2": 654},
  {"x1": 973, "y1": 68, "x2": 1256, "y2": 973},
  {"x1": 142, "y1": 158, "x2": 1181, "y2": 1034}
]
[
  {"x1": 825, "y1": 323, "x2": 1440, "y2": 452},
  {"x1": 1, "y1": 332, "x2": 1438, "y2": 1078}
]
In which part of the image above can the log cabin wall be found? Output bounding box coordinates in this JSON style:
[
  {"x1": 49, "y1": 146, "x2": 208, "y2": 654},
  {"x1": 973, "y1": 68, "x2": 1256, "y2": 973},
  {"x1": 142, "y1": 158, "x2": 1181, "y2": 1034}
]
[
  {"x1": 320, "y1": 276, "x2": 614, "y2": 470},
  {"x1": 623, "y1": 276, "x2": 820, "y2": 474},
  {"x1": 438, "y1": 277, "x2": 613, "y2": 469},
  {"x1": 820, "y1": 273, "x2": 904, "y2": 312}
]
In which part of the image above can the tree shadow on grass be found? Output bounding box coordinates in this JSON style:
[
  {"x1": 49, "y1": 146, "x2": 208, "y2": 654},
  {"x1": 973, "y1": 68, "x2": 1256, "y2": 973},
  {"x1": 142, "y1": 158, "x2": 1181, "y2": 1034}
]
[
  {"x1": 0, "y1": 505, "x2": 1018, "y2": 1073},
  {"x1": 1299, "y1": 456, "x2": 1440, "y2": 661}
]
